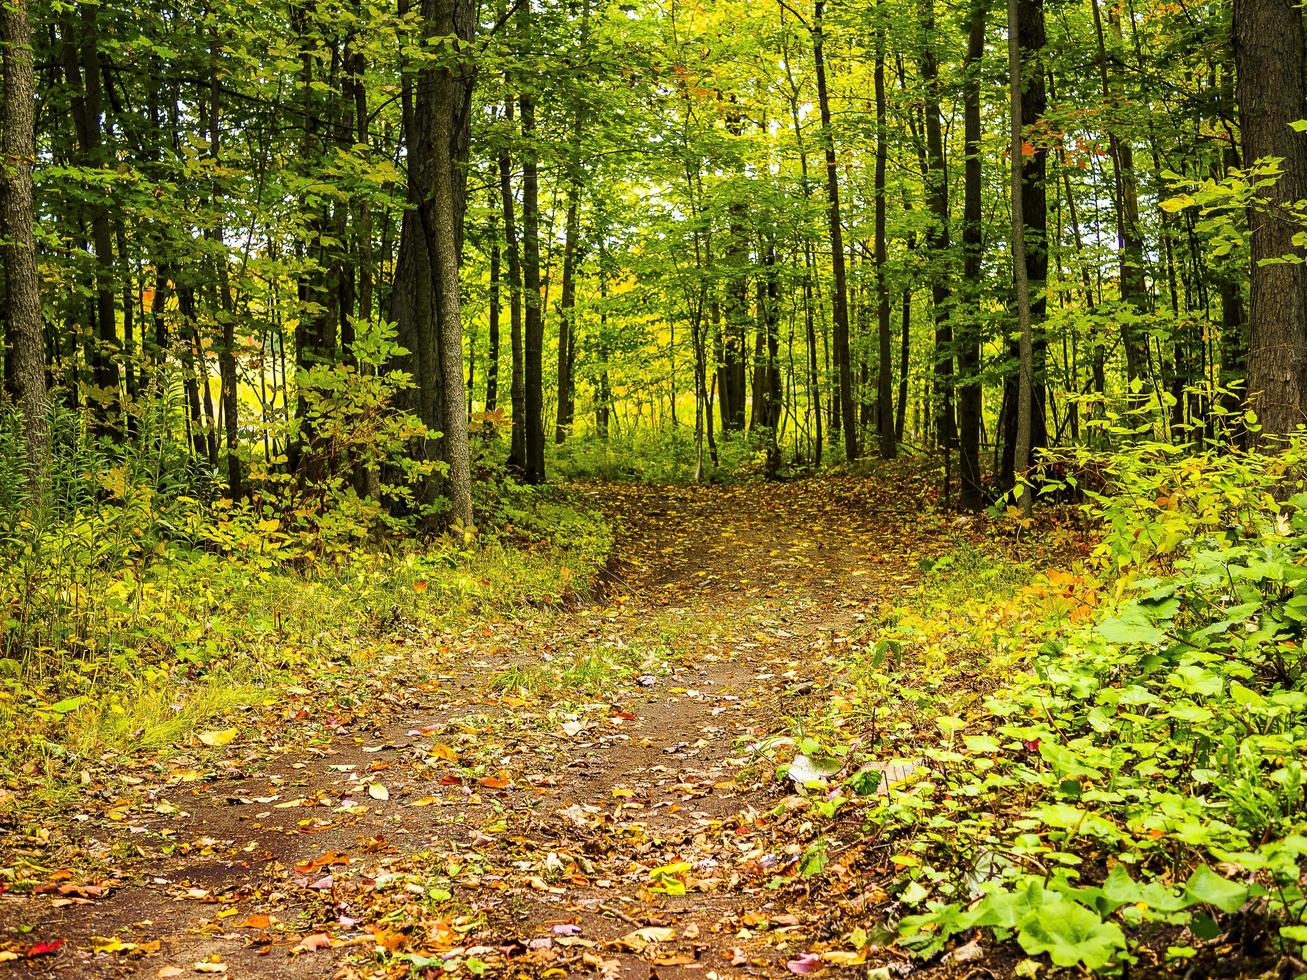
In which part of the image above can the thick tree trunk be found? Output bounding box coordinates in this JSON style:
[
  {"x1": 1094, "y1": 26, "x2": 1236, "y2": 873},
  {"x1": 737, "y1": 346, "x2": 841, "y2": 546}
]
[
  {"x1": 429, "y1": 0, "x2": 474, "y2": 529},
  {"x1": 1, "y1": 0, "x2": 50, "y2": 496},
  {"x1": 389, "y1": 0, "x2": 476, "y2": 523},
  {"x1": 1234, "y1": 0, "x2": 1307, "y2": 438}
]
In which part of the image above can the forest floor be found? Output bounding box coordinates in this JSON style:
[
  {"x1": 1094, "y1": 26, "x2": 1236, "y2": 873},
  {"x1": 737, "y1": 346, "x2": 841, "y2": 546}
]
[{"x1": 0, "y1": 474, "x2": 989, "y2": 979}]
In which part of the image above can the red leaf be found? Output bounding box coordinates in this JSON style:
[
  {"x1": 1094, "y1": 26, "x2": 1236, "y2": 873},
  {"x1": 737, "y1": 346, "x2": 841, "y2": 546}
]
[{"x1": 27, "y1": 939, "x2": 66, "y2": 958}]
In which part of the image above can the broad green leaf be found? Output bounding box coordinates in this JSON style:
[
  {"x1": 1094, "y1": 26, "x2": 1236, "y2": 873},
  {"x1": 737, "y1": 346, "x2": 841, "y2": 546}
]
[
  {"x1": 1016, "y1": 897, "x2": 1125, "y2": 969},
  {"x1": 1184, "y1": 866, "x2": 1247, "y2": 914}
]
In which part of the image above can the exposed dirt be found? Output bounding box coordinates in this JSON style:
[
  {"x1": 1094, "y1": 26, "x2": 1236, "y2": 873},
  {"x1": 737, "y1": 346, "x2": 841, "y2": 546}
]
[{"x1": 0, "y1": 476, "x2": 971, "y2": 979}]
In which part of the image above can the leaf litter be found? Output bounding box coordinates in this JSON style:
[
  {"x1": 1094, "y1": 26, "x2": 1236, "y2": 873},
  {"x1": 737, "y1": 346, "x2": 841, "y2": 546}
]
[{"x1": 0, "y1": 475, "x2": 966, "y2": 977}]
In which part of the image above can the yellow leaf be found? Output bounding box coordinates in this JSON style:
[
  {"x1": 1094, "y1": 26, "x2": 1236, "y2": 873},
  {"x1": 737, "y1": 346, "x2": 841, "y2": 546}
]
[
  {"x1": 198, "y1": 728, "x2": 238, "y2": 747},
  {"x1": 367, "y1": 783, "x2": 390, "y2": 801},
  {"x1": 822, "y1": 950, "x2": 867, "y2": 966},
  {"x1": 93, "y1": 937, "x2": 137, "y2": 954}
]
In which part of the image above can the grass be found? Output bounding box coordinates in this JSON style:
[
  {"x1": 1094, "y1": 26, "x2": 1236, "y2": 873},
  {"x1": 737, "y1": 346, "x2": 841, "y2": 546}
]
[
  {"x1": 0, "y1": 485, "x2": 614, "y2": 795},
  {"x1": 491, "y1": 647, "x2": 644, "y2": 695}
]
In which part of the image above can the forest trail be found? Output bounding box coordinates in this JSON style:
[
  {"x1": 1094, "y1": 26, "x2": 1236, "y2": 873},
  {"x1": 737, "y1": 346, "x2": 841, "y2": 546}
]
[{"x1": 2, "y1": 475, "x2": 966, "y2": 979}]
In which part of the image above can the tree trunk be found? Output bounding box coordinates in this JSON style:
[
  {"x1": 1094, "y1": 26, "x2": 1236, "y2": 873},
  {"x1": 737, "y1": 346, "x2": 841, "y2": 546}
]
[
  {"x1": 208, "y1": 31, "x2": 242, "y2": 501},
  {"x1": 874, "y1": 6, "x2": 896, "y2": 459},
  {"x1": 958, "y1": 0, "x2": 987, "y2": 507},
  {"x1": 1, "y1": 0, "x2": 49, "y2": 496},
  {"x1": 1009, "y1": 0, "x2": 1034, "y2": 516},
  {"x1": 919, "y1": 0, "x2": 955, "y2": 457},
  {"x1": 429, "y1": 0, "x2": 475, "y2": 529},
  {"x1": 1091, "y1": 0, "x2": 1148, "y2": 391},
  {"x1": 1234, "y1": 0, "x2": 1307, "y2": 438},
  {"x1": 60, "y1": 8, "x2": 120, "y2": 437},
  {"x1": 486, "y1": 206, "x2": 501, "y2": 413},
  {"x1": 555, "y1": 184, "x2": 581, "y2": 443},
  {"x1": 813, "y1": 0, "x2": 857, "y2": 461},
  {"x1": 1001, "y1": 0, "x2": 1048, "y2": 487},
  {"x1": 520, "y1": 6, "x2": 546, "y2": 483},
  {"x1": 389, "y1": 0, "x2": 477, "y2": 523},
  {"x1": 498, "y1": 102, "x2": 526, "y2": 470}
]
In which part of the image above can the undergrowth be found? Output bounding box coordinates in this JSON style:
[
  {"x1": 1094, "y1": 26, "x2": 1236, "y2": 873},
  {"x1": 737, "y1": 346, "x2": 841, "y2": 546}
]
[
  {"x1": 0, "y1": 411, "x2": 613, "y2": 791},
  {"x1": 783, "y1": 435, "x2": 1307, "y2": 975},
  {"x1": 550, "y1": 428, "x2": 783, "y2": 483}
]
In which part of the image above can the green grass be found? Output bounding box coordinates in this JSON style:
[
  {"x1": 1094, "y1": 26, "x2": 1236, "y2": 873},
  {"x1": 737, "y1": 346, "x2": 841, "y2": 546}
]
[{"x1": 0, "y1": 485, "x2": 614, "y2": 793}]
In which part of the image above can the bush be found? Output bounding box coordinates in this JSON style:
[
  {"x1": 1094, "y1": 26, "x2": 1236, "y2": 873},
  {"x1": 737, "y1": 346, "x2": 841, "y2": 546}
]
[{"x1": 789, "y1": 435, "x2": 1307, "y2": 973}]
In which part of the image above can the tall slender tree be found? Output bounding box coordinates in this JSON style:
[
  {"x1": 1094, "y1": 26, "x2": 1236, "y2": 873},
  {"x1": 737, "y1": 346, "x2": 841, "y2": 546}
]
[{"x1": 813, "y1": 0, "x2": 856, "y2": 461}]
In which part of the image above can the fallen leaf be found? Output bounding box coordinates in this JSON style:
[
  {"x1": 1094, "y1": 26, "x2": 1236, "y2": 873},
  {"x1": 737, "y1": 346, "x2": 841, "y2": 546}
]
[
  {"x1": 295, "y1": 851, "x2": 350, "y2": 874},
  {"x1": 788, "y1": 952, "x2": 822, "y2": 974},
  {"x1": 197, "y1": 728, "x2": 238, "y2": 747},
  {"x1": 27, "y1": 939, "x2": 65, "y2": 958},
  {"x1": 93, "y1": 937, "x2": 137, "y2": 954},
  {"x1": 822, "y1": 949, "x2": 867, "y2": 965},
  {"x1": 294, "y1": 933, "x2": 332, "y2": 952},
  {"x1": 367, "y1": 783, "x2": 389, "y2": 801},
  {"x1": 620, "y1": 926, "x2": 675, "y2": 951}
]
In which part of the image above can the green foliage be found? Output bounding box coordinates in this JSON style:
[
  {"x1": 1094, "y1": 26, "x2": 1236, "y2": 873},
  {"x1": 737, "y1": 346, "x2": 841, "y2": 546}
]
[
  {"x1": 550, "y1": 428, "x2": 784, "y2": 484},
  {"x1": 0, "y1": 399, "x2": 612, "y2": 786},
  {"x1": 788, "y1": 436, "x2": 1307, "y2": 972}
]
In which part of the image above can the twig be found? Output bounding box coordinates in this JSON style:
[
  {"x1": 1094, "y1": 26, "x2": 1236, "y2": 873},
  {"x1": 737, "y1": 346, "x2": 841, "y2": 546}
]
[{"x1": 597, "y1": 902, "x2": 643, "y2": 926}]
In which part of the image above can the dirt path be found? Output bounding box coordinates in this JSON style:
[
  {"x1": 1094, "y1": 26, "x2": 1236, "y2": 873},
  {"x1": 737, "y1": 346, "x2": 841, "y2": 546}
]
[{"x1": 1, "y1": 476, "x2": 962, "y2": 979}]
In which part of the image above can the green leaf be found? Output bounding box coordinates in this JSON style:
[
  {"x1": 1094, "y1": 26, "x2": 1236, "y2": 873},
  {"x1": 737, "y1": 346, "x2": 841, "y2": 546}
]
[
  {"x1": 1228, "y1": 681, "x2": 1267, "y2": 710},
  {"x1": 1184, "y1": 866, "x2": 1247, "y2": 914},
  {"x1": 1098, "y1": 603, "x2": 1168, "y2": 646},
  {"x1": 49, "y1": 696, "x2": 87, "y2": 715},
  {"x1": 1016, "y1": 896, "x2": 1126, "y2": 969}
]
